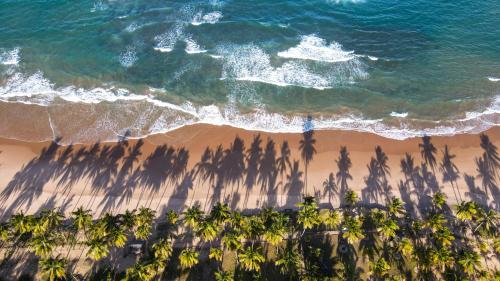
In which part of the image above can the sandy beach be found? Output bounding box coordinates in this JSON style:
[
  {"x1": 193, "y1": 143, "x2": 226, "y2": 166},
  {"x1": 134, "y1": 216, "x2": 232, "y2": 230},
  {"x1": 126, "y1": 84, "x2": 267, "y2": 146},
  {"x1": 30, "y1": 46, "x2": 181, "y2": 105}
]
[{"x1": 0, "y1": 124, "x2": 498, "y2": 219}]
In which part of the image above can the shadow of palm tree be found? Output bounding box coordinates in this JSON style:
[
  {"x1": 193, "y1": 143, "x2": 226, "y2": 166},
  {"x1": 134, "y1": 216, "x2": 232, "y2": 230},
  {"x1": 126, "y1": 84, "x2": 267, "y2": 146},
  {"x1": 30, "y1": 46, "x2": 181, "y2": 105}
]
[
  {"x1": 439, "y1": 145, "x2": 461, "y2": 203},
  {"x1": 243, "y1": 135, "x2": 262, "y2": 209},
  {"x1": 323, "y1": 173, "x2": 337, "y2": 208},
  {"x1": 336, "y1": 146, "x2": 352, "y2": 207},
  {"x1": 258, "y1": 139, "x2": 277, "y2": 206},
  {"x1": 1, "y1": 137, "x2": 62, "y2": 217},
  {"x1": 463, "y1": 173, "x2": 488, "y2": 208},
  {"x1": 362, "y1": 159, "x2": 382, "y2": 204},
  {"x1": 299, "y1": 116, "x2": 317, "y2": 195},
  {"x1": 284, "y1": 160, "x2": 304, "y2": 207},
  {"x1": 419, "y1": 136, "x2": 437, "y2": 171},
  {"x1": 221, "y1": 136, "x2": 246, "y2": 203},
  {"x1": 480, "y1": 133, "x2": 500, "y2": 180},
  {"x1": 276, "y1": 141, "x2": 291, "y2": 206}
]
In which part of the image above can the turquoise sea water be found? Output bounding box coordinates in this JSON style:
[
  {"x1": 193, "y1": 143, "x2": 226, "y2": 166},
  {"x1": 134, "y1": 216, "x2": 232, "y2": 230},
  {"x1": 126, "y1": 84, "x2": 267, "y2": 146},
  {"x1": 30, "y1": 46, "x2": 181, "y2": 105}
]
[{"x1": 0, "y1": 0, "x2": 499, "y2": 140}]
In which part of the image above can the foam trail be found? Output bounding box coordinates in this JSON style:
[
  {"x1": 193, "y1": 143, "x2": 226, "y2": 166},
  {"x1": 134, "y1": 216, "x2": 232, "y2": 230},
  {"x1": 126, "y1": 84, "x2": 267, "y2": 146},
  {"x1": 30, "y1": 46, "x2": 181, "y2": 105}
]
[
  {"x1": 0, "y1": 71, "x2": 498, "y2": 141},
  {"x1": 219, "y1": 44, "x2": 367, "y2": 89},
  {"x1": 191, "y1": 11, "x2": 223, "y2": 25},
  {"x1": 0, "y1": 48, "x2": 20, "y2": 65},
  {"x1": 154, "y1": 23, "x2": 185, "y2": 53},
  {"x1": 488, "y1": 77, "x2": 500, "y2": 82},
  {"x1": 390, "y1": 112, "x2": 408, "y2": 118},
  {"x1": 278, "y1": 35, "x2": 356, "y2": 63},
  {"x1": 119, "y1": 46, "x2": 138, "y2": 68},
  {"x1": 184, "y1": 38, "x2": 207, "y2": 54}
]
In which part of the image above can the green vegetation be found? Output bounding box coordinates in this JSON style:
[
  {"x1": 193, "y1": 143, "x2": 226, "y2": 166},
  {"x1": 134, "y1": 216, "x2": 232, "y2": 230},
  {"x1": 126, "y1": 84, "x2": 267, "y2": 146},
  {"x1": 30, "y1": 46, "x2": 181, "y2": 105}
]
[{"x1": 0, "y1": 194, "x2": 497, "y2": 280}]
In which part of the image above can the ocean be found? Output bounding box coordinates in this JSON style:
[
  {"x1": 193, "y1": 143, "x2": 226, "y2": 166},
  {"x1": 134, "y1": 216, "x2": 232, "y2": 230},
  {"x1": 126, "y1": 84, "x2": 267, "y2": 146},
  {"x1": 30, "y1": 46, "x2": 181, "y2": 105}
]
[{"x1": 0, "y1": 0, "x2": 499, "y2": 142}]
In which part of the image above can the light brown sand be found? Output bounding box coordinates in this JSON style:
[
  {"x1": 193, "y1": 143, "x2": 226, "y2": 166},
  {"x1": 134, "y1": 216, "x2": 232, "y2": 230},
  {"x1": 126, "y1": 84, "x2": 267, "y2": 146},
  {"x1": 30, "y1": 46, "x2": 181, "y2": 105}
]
[{"x1": 0, "y1": 124, "x2": 498, "y2": 219}]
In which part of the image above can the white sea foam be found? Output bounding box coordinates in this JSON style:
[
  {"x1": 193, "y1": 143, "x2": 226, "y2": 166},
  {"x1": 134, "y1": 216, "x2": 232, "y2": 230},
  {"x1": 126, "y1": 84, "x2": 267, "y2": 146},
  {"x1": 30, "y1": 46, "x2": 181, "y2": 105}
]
[
  {"x1": 154, "y1": 23, "x2": 185, "y2": 53},
  {"x1": 125, "y1": 22, "x2": 140, "y2": 33},
  {"x1": 0, "y1": 48, "x2": 20, "y2": 65},
  {"x1": 219, "y1": 45, "x2": 332, "y2": 89},
  {"x1": 119, "y1": 46, "x2": 138, "y2": 68},
  {"x1": 0, "y1": 71, "x2": 498, "y2": 141},
  {"x1": 191, "y1": 11, "x2": 223, "y2": 25},
  {"x1": 278, "y1": 35, "x2": 357, "y2": 63},
  {"x1": 390, "y1": 112, "x2": 408, "y2": 118},
  {"x1": 367, "y1": 56, "x2": 378, "y2": 61},
  {"x1": 488, "y1": 77, "x2": 500, "y2": 82},
  {"x1": 90, "y1": 1, "x2": 108, "y2": 12},
  {"x1": 219, "y1": 44, "x2": 367, "y2": 89},
  {"x1": 184, "y1": 38, "x2": 207, "y2": 54}
]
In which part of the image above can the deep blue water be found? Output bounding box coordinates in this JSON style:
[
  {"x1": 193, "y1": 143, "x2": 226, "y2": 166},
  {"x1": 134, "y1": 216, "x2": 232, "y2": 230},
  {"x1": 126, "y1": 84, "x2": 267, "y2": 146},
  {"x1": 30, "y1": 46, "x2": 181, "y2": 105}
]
[{"x1": 0, "y1": 0, "x2": 499, "y2": 140}]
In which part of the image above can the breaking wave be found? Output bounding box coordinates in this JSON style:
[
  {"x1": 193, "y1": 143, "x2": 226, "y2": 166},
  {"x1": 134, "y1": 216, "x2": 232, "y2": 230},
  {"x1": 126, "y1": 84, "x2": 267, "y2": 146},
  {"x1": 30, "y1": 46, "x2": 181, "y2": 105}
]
[
  {"x1": 0, "y1": 71, "x2": 498, "y2": 142},
  {"x1": 0, "y1": 48, "x2": 20, "y2": 65},
  {"x1": 218, "y1": 44, "x2": 368, "y2": 89},
  {"x1": 191, "y1": 11, "x2": 223, "y2": 25},
  {"x1": 277, "y1": 35, "x2": 357, "y2": 63}
]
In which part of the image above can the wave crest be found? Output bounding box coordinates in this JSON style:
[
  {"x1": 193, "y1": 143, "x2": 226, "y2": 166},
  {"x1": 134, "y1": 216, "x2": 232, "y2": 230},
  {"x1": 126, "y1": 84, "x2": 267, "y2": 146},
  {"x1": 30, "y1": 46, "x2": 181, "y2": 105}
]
[
  {"x1": 218, "y1": 44, "x2": 368, "y2": 89},
  {"x1": 0, "y1": 48, "x2": 20, "y2": 66},
  {"x1": 0, "y1": 71, "x2": 498, "y2": 142},
  {"x1": 278, "y1": 35, "x2": 357, "y2": 63}
]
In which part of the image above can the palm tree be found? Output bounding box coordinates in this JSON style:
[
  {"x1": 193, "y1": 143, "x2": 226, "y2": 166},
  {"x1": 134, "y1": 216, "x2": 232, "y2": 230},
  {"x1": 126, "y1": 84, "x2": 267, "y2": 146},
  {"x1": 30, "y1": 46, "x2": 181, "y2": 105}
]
[
  {"x1": 30, "y1": 235, "x2": 56, "y2": 258},
  {"x1": 182, "y1": 204, "x2": 204, "y2": 230},
  {"x1": 262, "y1": 212, "x2": 288, "y2": 246},
  {"x1": 455, "y1": 201, "x2": 478, "y2": 232},
  {"x1": 344, "y1": 189, "x2": 359, "y2": 209},
  {"x1": 369, "y1": 257, "x2": 390, "y2": 280},
  {"x1": 458, "y1": 250, "x2": 482, "y2": 276},
  {"x1": 342, "y1": 216, "x2": 364, "y2": 244},
  {"x1": 432, "y1": 192, "x2": 446, "y2": 210},
  {"x1": 86, "y1": 238, "x2": 109, "y2": 261},
  {"x1": 39, "y1": 255, "x2": 67, "y2": 281},
  {"x1": 299, "y1": 130, "x2": 316, "y2": 195},
  {"x1": 179, "y1": 248, "x2": 199, "y2": 269},
  {"x1": 297, "y1": 197, "x2": 320, "y2": 237},
  {"x1": 425, "y1": 213, "x2": 447, "y2": 232},
  {"x1": 222, "y1": 230, "x2": 243, "y2": 251},
  {"x1": 322, "y1": 173, "x2": 337, "y2": 207},
  {"x1": 397, "y1": 238, "x2": 414, "y2": 257},
  {"x1": 214, "y1": 270, "x2": 234, "y2": 281},
  {"x1": 152, "y1": 238, "x2": 173, "y2": 261},
  {"x1": 197, "y1": 219, "x2": 218, "y2": 242},
  {"x1": 419, "y1": 136, "x2": 437, "y2": 171},
  {"x1": 430, "y1": 247, "x2": 453, "y2": 273},
  {"x1": 10, "y1": 212, "x2": 33, "y2": 236},
  {"x1": 276, "y1": 141, "x2": 292, "y2": 205},
  {"x1": 275, "y1": 243, "x2": 302, "y2": 279},
  {"x1": 387, "y1": 197, "x2": 405, "y2": 218},
  {"x1": 474, "y1": 208, "x2": 498, "y2": 237},
  {"x1": 124, "y1": 262, "x2": 156, "y2": 281},
  {"x1": 72, "y1": 207, "x2": 93, "y2": 233},
  {"x1": 238, "y1": 246, "x2": 265, "y2": 272},
  {"x1": 110, "y1": 227, "x2": 127, "y2": 248},
  {"x1": 135, "y1": 207, "x2": 155, "y2": 240},
  {"x1": 209, "y1": 247, "x2": 224, "y2": 262},
  {"x1": 209, "y1": 202, "x2": 231, "y2": 226},
  {"x1": 432, "y1": 226, "x2": 455, "y2": 247},
  {"x1": 378, "y1": 218, "x2": 399, "y2": 241},
  {"x1": 320, "y1": 209, "x2": 342, "y2": 230}
]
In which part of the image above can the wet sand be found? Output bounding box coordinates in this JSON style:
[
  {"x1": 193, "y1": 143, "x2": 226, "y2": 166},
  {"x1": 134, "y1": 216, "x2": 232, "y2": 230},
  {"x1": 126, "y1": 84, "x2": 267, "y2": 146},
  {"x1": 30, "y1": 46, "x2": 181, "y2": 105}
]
[{"x1": 0, "y1": 124, "x2": 498, "y2": 219}]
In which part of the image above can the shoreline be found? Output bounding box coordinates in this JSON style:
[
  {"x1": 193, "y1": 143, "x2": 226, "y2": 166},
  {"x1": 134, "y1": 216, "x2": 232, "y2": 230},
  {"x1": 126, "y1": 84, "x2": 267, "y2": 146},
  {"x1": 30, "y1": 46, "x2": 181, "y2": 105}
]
[
  {"x1": 0, "y1": 99, "x2": 499, "y2": 144},
  {"x1": 0, "y1": 123, "x2": 498, "y2": 219}
]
